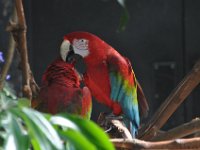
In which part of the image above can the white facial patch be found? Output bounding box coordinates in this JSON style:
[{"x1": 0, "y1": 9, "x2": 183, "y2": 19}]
[
  {"x1": 60, "y1": 40, "x2": 70, "y2": 61},
  {"x1": 73, "y1": 39, "x2": 89, "y2": 57}
]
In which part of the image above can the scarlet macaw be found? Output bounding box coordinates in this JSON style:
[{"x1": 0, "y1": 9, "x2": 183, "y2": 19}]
[
  {"x1": 62, "y1": 31, "x2": 149, "y2": 136},
  {"x1": 32, "y1": 40, "x2": 92, "y2": 119}
]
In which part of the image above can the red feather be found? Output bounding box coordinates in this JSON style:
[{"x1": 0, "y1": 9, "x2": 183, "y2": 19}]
[
  {"x1": 64, "y1": 31, "x2": 148, "y2": 117},
  {"x1": 32, "y1": 58, "x2": 92, "y2": 118}
]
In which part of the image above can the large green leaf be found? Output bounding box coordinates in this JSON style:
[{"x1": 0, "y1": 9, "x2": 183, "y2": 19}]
[
  {"x1": 59, "y1": 129, "x2": 96, "y2": 150},
  {"x1": 22, "y1": 108, "x2": 62, "y2": 148},
  {"x1": 55, "y1": 114, "x2": 115, "y2": 150},
  {"x1": 10, "y1": 108, "x2": 63, "y2": 150},
  {"x1": 51, "y1": 116, "x2": 97, "y2": 150},
  {"x1": 3, "y1": 114, "x2": 29, "y2": 150}
]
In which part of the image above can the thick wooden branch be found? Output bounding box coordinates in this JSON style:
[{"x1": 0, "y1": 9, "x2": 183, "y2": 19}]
[
  {"x1": 6, "y1": 0, "x2": 40, "y2": 99},
  {"x1": 14, "y1": 0, "x2": 32, "y2": 99},
  {"x1": 138, "y1": 59, "x2": 200, "y2": 140},
  {"x1": 152, "y1": 118, "x2": 200, "y2": 141},
  {"x1": 111, "y1": 137, "x2": 200, "y2": 149}
]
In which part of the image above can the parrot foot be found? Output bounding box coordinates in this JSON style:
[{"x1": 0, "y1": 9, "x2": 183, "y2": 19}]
[{"x1": 97, "y1": 112, "x2": 132, "y2": 139}]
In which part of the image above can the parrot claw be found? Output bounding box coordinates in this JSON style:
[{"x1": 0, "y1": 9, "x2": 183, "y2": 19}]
[{"x1": 104, "y1": 126, "x2": 113, "y2": 133}]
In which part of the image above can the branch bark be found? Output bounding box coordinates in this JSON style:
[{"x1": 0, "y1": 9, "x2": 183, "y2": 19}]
[
  {"x1": 111, "y1": 137, "x2": 200, "y2": 149},
  {"x1": 14, "y1": 0, "x2": 32, "y2": 99},
  {"x1": 138, "y1": 59, "x2": 200, "y2": 140},
  {"x1": 5, "y1": 0, "x2": 40, "y2": 99},
  {"x1": 152, "y1": 118, "x2": 200, "y2": 141}
]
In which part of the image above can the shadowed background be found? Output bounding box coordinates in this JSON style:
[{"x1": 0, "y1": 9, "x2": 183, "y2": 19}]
[{"x1": 1, "y1": 0, "x2": 200, "y2": 130}]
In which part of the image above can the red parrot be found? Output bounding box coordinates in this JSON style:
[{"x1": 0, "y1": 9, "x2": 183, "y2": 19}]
[
  {"x1": 31, "y1": 41, "x2": 92, "y2": 119},
  {"x1": 62, "y1": 31, "x2": 149, "y2": 136}
]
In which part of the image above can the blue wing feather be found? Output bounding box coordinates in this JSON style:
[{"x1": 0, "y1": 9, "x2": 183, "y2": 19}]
[{"x1": 109, "y1": 71, "x2": 140, "y2": 137}]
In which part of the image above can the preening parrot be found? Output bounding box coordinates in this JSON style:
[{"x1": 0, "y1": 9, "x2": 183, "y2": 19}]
[
  {"x1": 31, "y1": 41, "x2": 92, "y2": 120},
  {"x1": 62, "y1": 31, "x2": 149, "y2": 136}
]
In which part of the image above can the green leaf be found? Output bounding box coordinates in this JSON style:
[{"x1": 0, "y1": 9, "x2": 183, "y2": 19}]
[
  {"x1": 23, "y1": 108, "x2": 63, "y2": 148},
  {"x1": 4, "y1": 114, "x2": 29, "y2": 150},
  {"x1": 2, "y1": 82, "x2": 17, "y2": 100},
  {"x1": 0, "y1": 88, "x2": 17, "y2": 111},
  {"x1": 10, "y1": 108, "x2": 63, "y2": 150},
  {"x1": 118, "y1": 7, "x2": 129, "y2": 31},
  {"x1": 4, "y1": 134, "x2": 17, "y2": 150},
  {"x1": 50, "y1": 116, "x2": 79, "y2": 130},
  {"x1": 51, "y1": 116, "x2": 96, "y2": 150},
  {"x1": 0, "y1": 132, "x2": 5, "y2": 146},
  {"x1": 18, "y1": 98, "x2": 31, "y2": 107},
  {"x1": 59, "y1": 129, "x2": 96, "y2": 150},
  {"x1": 56, "y1": 114, "x2": 115, "y2": 150},
  {"x1": 116, "y1": 0, "x2": 129, "y2": 32}
]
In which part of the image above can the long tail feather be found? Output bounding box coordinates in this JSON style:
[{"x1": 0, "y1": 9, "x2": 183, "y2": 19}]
[{"x1": 136, "y1": 80, "x2": 149, "y2": 118}]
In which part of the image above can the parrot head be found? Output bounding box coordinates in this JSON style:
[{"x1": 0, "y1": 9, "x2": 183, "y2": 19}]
[
  {"x1": 61, "y1": 32, "x2": 108, "y2": 62},
  {"x1": 60, "y1": 37, "x2": 80, "y2": 64}
]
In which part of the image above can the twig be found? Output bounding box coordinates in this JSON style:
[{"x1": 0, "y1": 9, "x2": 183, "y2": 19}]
[
  {"x1": 152, "y1": 118, "x2": 200, "y2": 141},
  {"x1": 30, "y1": 71, "x2": 40, "y2": 99},
  {"x1": 138, "y1": 59, "x2": 200, "y2": 140},
  {"x1": 111, "y1": 137, "x2": 200, "y2": 149},
  {"x1": 0, "y1": 9, "x2": 17, "y2": 90}
]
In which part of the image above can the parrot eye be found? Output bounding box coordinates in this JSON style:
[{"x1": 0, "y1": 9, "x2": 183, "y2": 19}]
[
  {"x1": 72, "y1": 38, "x2": 89, "y2": 57},
  {"x1": 73, "y1": 39, "x2": 89, "y2": 51}
]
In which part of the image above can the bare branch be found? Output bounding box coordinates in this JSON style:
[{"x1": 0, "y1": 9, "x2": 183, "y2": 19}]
[
  {"x1": 30, "y1": 71, "x2": 40, "y2": 98},
  {"x1": 0, "y1": 36, "x2": 15, "y2": 91},
  {"x1": 111, "y1": 137, "x2": 200, "y2": 149},
  {"x1": 0, "y1": 9, "x2": 17, "y2": 90},
  {"x1": 4, "y1": 0, "x2": 40, "y2": 99},
  {"x1": 152, "y1": 118, "x2": 200, "y2": 141},
  {"x1": 14, "y1": 0, "x2": 32, "y2": 99},
  {"x1": 138, "y1": 59, "x2": 200, "y2": 140}
]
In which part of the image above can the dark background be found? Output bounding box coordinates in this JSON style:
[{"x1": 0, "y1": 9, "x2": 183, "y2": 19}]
[{"x1": 1, "y1": 0, "x2": 200, "y2": 130}]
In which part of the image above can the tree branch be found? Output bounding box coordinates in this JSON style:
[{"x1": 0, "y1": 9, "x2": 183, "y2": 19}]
[
  {"x1": 14, "y1": 0, "x2": 32, "y2": 99},
  {"x1": 111, "y1": 137, "x2": 200, "y2": 149},
  {"x1": 138, "y1": 59, "x2": 200, "y2": 140},
  {"x1": 5, "y1": 0, "x2": 40, "y2": 99},
  {"x1": 97, "y1": 112, "x2": 132, "y2": 139},
  {"x1": 0, "y1": 10, "x2": 17, "y2": 91},
  {"x1": 152, "y1": 118, "x2": 200, "y2": 141}
]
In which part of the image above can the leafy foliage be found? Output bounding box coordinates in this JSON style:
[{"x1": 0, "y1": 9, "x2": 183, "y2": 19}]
[{"x1": 0, "y1": 83, "x2": 115, "y2": 150}]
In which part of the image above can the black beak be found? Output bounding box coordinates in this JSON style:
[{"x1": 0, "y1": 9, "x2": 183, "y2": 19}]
[{"x1": 66, "y1": 45, "x2": 82, "y2": 63}]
